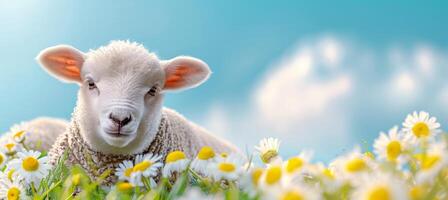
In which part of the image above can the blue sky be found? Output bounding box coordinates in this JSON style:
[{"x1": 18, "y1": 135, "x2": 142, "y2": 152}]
[{"x1": 1, "y1": 1, "x2": 448, "y2": 161}]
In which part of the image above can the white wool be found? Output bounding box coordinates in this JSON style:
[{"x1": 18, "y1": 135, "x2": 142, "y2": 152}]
[{"x1": 0, "y1": 117, "x2": 68, "y2": 151}]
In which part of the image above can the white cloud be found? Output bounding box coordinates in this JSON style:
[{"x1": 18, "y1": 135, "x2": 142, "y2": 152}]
[
  {"x1": 254, "y1": 44, "x2": 352, "y2": 132},
  {"x1": 414, "y1": 46, "x2": 435, "y2": 76},
  {"x1": 391, "y1": 71, "x2": 417, "y2": 97},
  {"x1": 317, "y1": 37, "x2": 345, "y2": 67}
]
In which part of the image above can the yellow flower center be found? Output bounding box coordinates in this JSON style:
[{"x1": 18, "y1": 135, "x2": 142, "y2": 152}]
[
  {"x1": 286, "y1": 157, "x2": 304, "y2": 173},
  {"x1": 124, "y1": 168, "x2": 133, "y2": 177},
  {"x1": 251, "y1": 168, "x2": 263, "y2": 185},
  {"x1": 345, "y1": 158, "x2": 367, "y2": 173},
  {"x1": 281, "y1": 191, "x2": 304, "y2": 200},
  {"x1": 218, "y1": 162, "x2": 236, "y2": 173},
  {"x1": 133, "y1": 161, "x2": 152, "y2": 172},
  {"x1": 13, "y1": 131, "x2": 25, "y2": 139},
  {"x1": 7, "y1": 169, "x2": 15, "y2": 181},
  {"x1": 421, "y1": 155, "x2": 440, "y2": 170},
  {"x1": 7, "y1": 187, "x2": 20, "y2": 200},
  {"x1": 265, "y1": 166, "x2": 282, "y2": 185},
  {"x1": 322, "y1": 168, "x2": 335, "y2": 179},
  {"x1": 166, "y1": 151, "x2": 186, "y2": 163},
  {"x1": 72, "y1": 174, "x2": 81, "y2": 185},
  {"x1": 412, "y1": 122, "x2": 430, "y2": 138},
  {"x1": 22, "y1": 157, "x2": 39, "y2": 172},
  {"x1": 5, "y1": 143, "x2": 15, "y2": 151},
  {"x1": 367, "y1": 186, "x2": 390, "y2": 200},
  {"x1": 0, "y1": 154, "x2": 4, "y2": 165},
  {"x1": 261, "y1": 149, "x2": 278, "y2": 164},
  {"x1": 386, "y1": 141, "x2": 402, "y2": 161},
  {"x1": 197, "y1": 146, "x2": 215, "y2": 160},
  {"x1": 221, "y1": 152, "x2": 228, "y2": 158},
  {"x1": 409, "y1": 186, "x2": 424, "y2": 200},
  {"x1": 117, "y1": 182, "x2": 133, "y2": 192}
]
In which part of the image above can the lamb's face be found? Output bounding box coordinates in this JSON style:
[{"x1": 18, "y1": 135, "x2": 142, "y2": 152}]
[{"x1": 37, "y1": 41, "x2": 210, "y2": 153}]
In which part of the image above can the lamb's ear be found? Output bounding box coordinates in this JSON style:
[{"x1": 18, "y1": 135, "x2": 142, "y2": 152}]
[
  {"x1": 36, "y1": 45, "x2": 85, "y2": 84},
  {"x1": 161, "y1": 56, "x2": 211, "y2": 91}
]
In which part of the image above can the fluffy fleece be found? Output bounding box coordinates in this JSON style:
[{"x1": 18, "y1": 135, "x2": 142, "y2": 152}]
[
  {"x1": 49, "y1": 106, "x2": 239, "y2": 185},
  {"x1": 0, "y1": 117, "x2": 68, "y2": 151}
]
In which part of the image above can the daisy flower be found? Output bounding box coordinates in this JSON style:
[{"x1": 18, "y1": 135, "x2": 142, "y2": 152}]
[
  {"x1": 415, "y1": 142, "x2": 448, "y2": 183},
  {"x1": 0, "y1": 175, "x2": 26, "y2": 200},
  {"x1": 162, "y1": 150, "x2": 190, "y2": 177},
  {"x1": 255, "y1": 137, "x2": 281, "y2": 164},
  {"x1": 351, "y1": 173, "x2": 407, "y2": 200},
  {"x1": 283, "y1": 151, "x2": 312, "y2": 175},
  {"x1": 8, "y1": 123, "x2": 28, "y2": 144},
  {"x1": 306, "y1": 162, "x2": 335, "y2": 181},
  {"x1": 267, "y1": 184, "x2": 321, "y2": 200},
  {"x1": 330, "y1": 147, "x2": 373, "y2": 181},
  {"x1": 408, "y1": 185, "x2": 428, "y2": 200},
  {"x1": 2, "y1": 140, "x2": 20, "y2": 156},
  {"x1": 12, "y1": 131, "x2": 27, "y2": 144},
  {"x1": 249, "y1": 167, "x2": 264, "y2": 187},
  {"x1": 115, "y1": 160, "x2": 134, "y2": 182},
  {"x1": 209, "y1": 153, "x2": 245, "y2": 181},
  {"x1": 130, "y1": 153, "x2": 163, "y2": 187},
  {"x1": 373, "y1": 126, "x2": 411, "y2": 166},
  {"x1": 191, "y1": 146, "x2": 216, "y2": 176},
  {"x1": 9, "y1": 150, "x2": 51, "y2": 184},
  {"x1": 402, "y1": 111, "x2": 440, "y2": 142},
  {"x1": 4, "y1": 167, "x2": 18, "y2": 183},
  {"x1": 258, "y1": 165, "x2": 285, "y2": 191},
  {"x1": 306, "y1": 163, "x2": 344, "y2": 193}
]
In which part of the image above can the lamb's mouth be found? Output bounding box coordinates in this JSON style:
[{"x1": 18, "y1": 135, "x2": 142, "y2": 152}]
[{"x1": 105, "y1": 131, "x2": 130, "y2": 138}]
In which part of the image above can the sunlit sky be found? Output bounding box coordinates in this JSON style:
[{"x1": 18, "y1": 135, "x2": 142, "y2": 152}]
[{"x1": 1, "y1": 1, "x2": 448, "y2": 161}]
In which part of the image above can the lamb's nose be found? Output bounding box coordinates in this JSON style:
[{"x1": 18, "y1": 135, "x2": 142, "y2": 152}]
[{"x1": 109, "y1": 113, "x2": 132, "y2": 127}]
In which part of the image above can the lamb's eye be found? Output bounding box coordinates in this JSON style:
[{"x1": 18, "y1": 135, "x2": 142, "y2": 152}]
[
  {"x1": 87, "y1": 80, "x2": 96, "y2": 90},
  {"x1": 147, "y1": 86, "x2": 158, "y2": 96}
]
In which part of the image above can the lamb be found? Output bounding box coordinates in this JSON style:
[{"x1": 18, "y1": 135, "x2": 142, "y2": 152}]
[{"x1": 9, "y1": 40, "x2": 241, "y2": 185}]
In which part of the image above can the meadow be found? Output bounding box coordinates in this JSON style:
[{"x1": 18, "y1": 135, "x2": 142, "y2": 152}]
[{"x1": 0, "y1": 111, "x2": 447, "y2": 200}]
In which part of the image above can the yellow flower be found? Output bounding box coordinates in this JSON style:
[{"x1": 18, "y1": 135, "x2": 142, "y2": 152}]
[{"x1": 72, "y1": 174, "x2": 81, "y2": 186}]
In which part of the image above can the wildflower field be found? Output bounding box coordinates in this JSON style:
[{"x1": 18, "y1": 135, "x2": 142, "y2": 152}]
[{"x1": 0, "y1": 111, "x2": 447, "y2": 200}]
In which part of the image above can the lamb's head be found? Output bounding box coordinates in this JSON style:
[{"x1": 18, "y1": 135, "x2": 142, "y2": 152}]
[{"x1": 36, "y1": 41, "x2": 210, "y2": 154}]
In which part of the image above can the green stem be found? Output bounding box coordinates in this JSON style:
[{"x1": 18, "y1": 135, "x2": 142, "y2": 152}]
[{"x1": 40, "y1": 179, "x2": 63, "y2": 200}]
